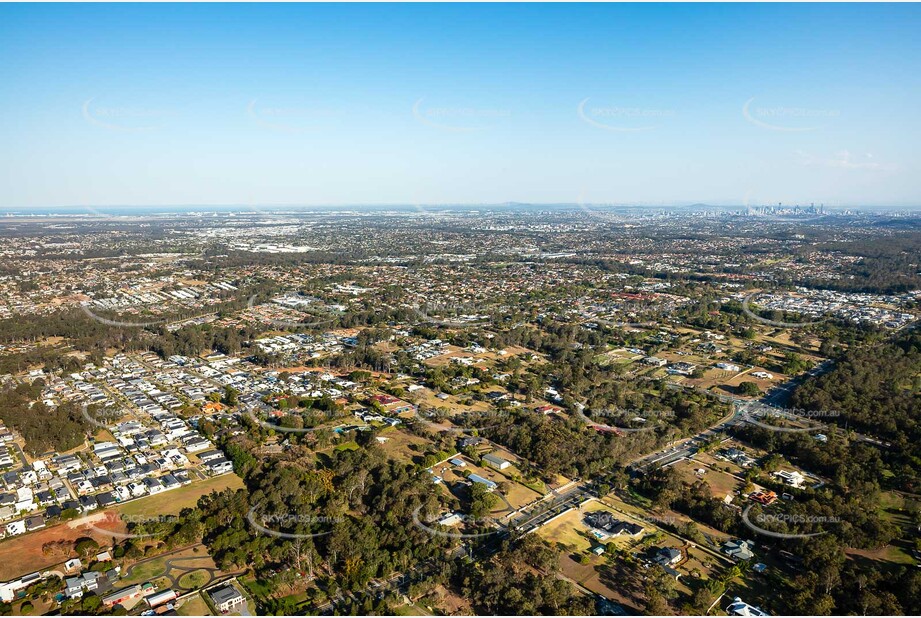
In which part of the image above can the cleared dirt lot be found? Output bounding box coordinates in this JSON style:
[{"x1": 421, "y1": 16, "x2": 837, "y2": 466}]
[{"x1": 0, "y1": 512, "x2": 128, "y2": 580}]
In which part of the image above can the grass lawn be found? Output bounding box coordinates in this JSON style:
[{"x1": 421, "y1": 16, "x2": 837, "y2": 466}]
[
  {"x1": 535, "y1": 504, "x2": 623, "y2": 554},
  {"x1": 521, "y1": 477, "x2": 548, "y2": 494},
  {"x1": 153, "y1": 576, "x2": 173, "y2": 590},
  {"x1": 878, "y1": 491, "x2": 914, "y2": 524},
  {"x1": 376, "y1": 427, "x2": 434, "y2": 463},
  {"x1": 116, "y1": 473, "x2": 245, "y2": 518},
  {"x1": 178, "y1": 568, "x2": 212, "y2": 590},
  {"x1": 177, "y1": 592, "x2": 213, "y2": 616},
  {"x1": 393, "y1": 604, "x2": 430, "y2": 616},
  {"x1": 672, "y1": 459, "x2": 741, "y2": 499},
  {"x1": 239, "y1": 574, "x2": 273, "y2": 598},
  {"x1": 695, "y1": 451, "x2": 745, "y2": 476},
  {"x1": 847, "y1": 543, "x2": 917, "y2": 566},
  {"x1": 121, "y1": 556, "x2": 170, "y2": 584},
  {"x1": 121, "y1": 547, "x2": 218, "y2": 586},
  {"x1": 557, "y1": 552, "x2": 624, "y2": 606}
]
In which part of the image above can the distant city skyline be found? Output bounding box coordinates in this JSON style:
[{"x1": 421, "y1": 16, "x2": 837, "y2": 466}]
[{"x1": 2, "y1": 3, "x2": 920, "y2": 209}]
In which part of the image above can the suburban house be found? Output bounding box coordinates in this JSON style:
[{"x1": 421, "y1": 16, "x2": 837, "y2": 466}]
[
  {"x1": 205, "y1": 458, "x2": 233, "y2": 475},
  {"x1": 370, "y1": 394, "x2": 415, "y2": 416},
  {"x1": 209, "y1": 584, "x2": 245, "y2": 613},
  {"x1": 436, "y1": 512, "x2": 463, "y2": 527},
  {"x1": 727, "y1": 597, "x2": 770, "y2": 616},
  {"x1": 653, "y1": 547, "x2": 683, "y2": 579},
  {"x1": 773, "y1": 470, "x2": 805, "y2": 488},
  {"x1": 749, "y1": 490, "x2": 778, "y2": 506},
  {"x1": 0, "y1": 573, "x2": 42, "y2": 603},
  {"x1": 722, "y1": 539, "x2": 756, "y2": 562},
  {"x1": 584, "y1": 511, "x2": 644, "y2": 540},
  {"x1": 722, "y1": 448, "x2": 757, "y2": 468},
  {"x1": 654, "y1": 547, "x2": 682, "y2": 567}
]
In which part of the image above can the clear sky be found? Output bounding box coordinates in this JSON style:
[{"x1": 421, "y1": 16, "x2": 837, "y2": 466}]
[{"x1": 2, "y1": 3, "x2": 920, "y2": 210}]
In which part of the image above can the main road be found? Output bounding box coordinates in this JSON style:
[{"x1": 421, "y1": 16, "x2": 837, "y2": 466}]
[{"x1": 628, "y1": 359, "x2": 835, "y2": 473}]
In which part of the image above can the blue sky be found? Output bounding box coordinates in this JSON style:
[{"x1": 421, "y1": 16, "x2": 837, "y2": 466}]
[{"x1": 1, "y1": 3, "x2": 920, "y2": 209}]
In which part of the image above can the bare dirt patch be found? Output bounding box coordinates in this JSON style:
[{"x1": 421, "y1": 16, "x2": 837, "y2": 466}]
[{"x1": 0, "y1": 513, "x2": 128, "y2": 580}]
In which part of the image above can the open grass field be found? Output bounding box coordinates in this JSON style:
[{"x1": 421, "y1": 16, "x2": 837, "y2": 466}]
[
  {"x1": 558, "y1": 552, "x2": 623, "y2": 601},
  {"x1": 121, "y1": 550, "x2": 201, "y2": 585},
  {"x1": 595, "y1": 347, "x2": 643, "y2": 367},
  {"x1": 116, "y1": 473, "x2": 245, "y2": 518},
  {"x1": 177, "y1": 592, "x2": 213, "y2": 616},
  {"x1": 120, "y1": 546, "x2": 220, "y2": 587},
  {"x1": 847, "y1": 544, "x2": 917, "y2": 566},
  {"x1": 375, "y1": 426, "x2": 434, "y2": 464},
  {"x1": 120, "y1": 553, "x2": 172, "y2": 584},
  {"x1": 421, "y1": 344, "x2": 539, "y2": 370},
  {"x1": 536, "y1": 507, "x2": 603, "y2": 553},
  {"x1": 178, "y1": 568, "x2": 212, "y2": 589},
  {"x1": 671, "y1": 458, "x2": 742, "y2": 499}
]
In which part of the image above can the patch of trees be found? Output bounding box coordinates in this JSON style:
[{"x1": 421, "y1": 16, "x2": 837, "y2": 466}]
[
  {"x1": 455, "y1": 535, "x2": 595, "y2": 615},
  {"x1": 484, "y1": 412, "x2": 646, "y2": 480},
  {"x1": 802, "y1": 231, "x2": 921, "y2": 294},
  {"x1": 189, "y1": 444, "x2": 454, "y2": 605},
  {"x1": 0, "y1": 381, "x2": 91, "y2": 456},
  {"x1": 791, "y1": 329, "x2": 921, "y2": 452}
]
